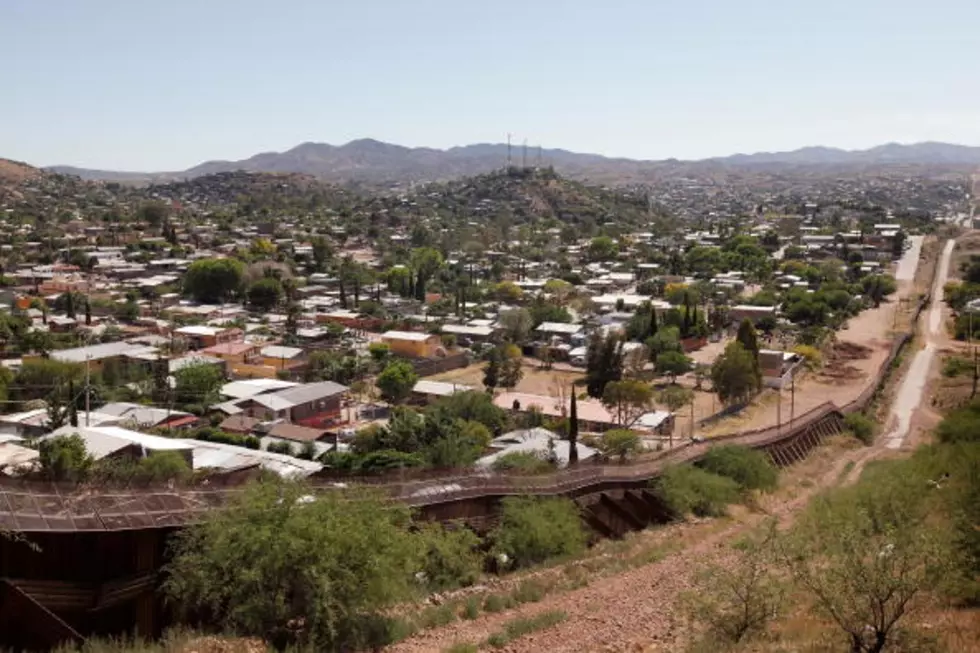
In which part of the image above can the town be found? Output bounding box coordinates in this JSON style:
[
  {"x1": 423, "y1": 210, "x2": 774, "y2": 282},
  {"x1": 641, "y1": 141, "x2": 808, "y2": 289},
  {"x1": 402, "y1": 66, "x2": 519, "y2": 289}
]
[{"x1": 1, "y1": 154, "x2": 978, "y2": 653}]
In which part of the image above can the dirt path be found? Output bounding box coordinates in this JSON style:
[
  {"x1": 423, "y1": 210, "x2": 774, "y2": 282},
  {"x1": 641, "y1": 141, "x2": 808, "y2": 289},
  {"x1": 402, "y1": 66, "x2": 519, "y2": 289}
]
[{"x1": 885, "y1": 239, "x2": 954, "y2": 449}]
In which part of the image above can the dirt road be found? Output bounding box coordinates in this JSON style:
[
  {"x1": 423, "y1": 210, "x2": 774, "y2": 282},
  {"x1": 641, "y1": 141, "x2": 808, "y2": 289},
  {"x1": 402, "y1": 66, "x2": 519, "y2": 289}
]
[{"x1": 885, "y1": 238, "x2": 954, "y2": 450}]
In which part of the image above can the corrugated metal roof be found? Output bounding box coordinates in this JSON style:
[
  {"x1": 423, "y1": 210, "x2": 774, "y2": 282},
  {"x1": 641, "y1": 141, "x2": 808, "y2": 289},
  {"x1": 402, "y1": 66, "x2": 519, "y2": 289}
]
[{"x1": 44, "y1": 426, "x2": 194, "y2": 459}]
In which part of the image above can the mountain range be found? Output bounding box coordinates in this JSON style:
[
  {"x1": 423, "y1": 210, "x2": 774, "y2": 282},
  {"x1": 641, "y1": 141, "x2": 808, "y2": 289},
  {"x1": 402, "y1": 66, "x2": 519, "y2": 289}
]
[{"x1": 44, "y1": 139, "x2": 980, "y2": 186}]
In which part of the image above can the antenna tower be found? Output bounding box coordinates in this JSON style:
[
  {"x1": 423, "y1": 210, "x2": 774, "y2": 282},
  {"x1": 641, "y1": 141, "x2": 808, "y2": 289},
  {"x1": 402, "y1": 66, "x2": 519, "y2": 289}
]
[
  {"x1": 507, "y1": 133, "x2": 512, "y2": 167},
  {"x1": 522, "y1": 139, "x2": 528, "y2": 169}
]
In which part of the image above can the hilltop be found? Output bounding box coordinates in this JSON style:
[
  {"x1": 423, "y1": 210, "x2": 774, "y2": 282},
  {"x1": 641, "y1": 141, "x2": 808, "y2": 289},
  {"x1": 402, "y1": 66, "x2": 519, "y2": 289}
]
[{"x1": 42, "y1": 139, "x2": 980, "y2": 187}]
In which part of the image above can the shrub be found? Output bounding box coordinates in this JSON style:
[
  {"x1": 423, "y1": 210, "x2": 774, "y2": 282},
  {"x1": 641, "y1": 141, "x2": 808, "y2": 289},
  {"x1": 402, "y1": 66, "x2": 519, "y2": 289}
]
[
  {"x1": 845, "y1": 413, "x2": 876, "y2": 445},
  {"x1": 417, "y1": 523, "x2": 483, "y2": 591},
  {"x1": 482, "y1": 594, "x2": 513, "y2": 613},
  {"x1": 164, "y1": 483, "x2": 423, "y2": 651},
  {"x1": 941, "y1": 355, "x2": 975, "y2": 378},
  {"x1": 491, "y1": 451, "x2": 555, "y2": 474},
  {"x1": 936, "y1": 401, "x2": 980, "y2": 444},
  {"x1": 792, "y1": 344, "x2": 822, "y2": 369},
  {"x1": 38, "y1": 433, "x2": 93, "y2": 482},
  {"x1": 600, "y1": 429, "x2": 642, "y2": 461},
  {"x1": 492, "y1": 497, "x2": 587, "y2": 568},
  {"x1": 485, "y1": 610, "x2": 568, "y2": 648},
  {"x1": 654, "y1": 464, "x2": 742, "y2": 517},
  {"x1": 697, "y1": 445, "x2": 778, "y2": 492},
  {"x1": 462, "y1": 596, "x2": 480, "y2": 620}
]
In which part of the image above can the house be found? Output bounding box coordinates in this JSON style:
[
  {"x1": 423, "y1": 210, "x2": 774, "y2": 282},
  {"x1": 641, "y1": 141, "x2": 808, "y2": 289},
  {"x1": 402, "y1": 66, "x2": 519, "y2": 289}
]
[
  {"x1": 42, "y1": 425, "x2": 195, "y2": 464},
  {"x1": 0, "y1": 434, "x2": 39, "y2": 474},
  {"x1": 39, "y1": 341, "x2": 158, "y2": 372},
  {"x1": 260, "y1": 345, "x2": 306, "y2": 372},
  {"x1": 633, "y1": 410, "x2": 676, "y2": 436},
  {"x1": 174, "y1": 325, "x2": 242, "y2": 350},
  {"x1": 729, "y1": 304, "x2": 777, "y2": 324},
  {"x1": 199, "y1": 340, "x2": 273, "y2": 378},
  {"x1": 381, "y1": 330, "x2": 443, "y2": 359},
  {"x1": 183, "y1": 438, "x2": 322, "y2": 478},
  {"x1": 411, "y1": 380, "x2": 474, "y2": 404},
  {"x1": 439, "y1": 324, "x2": 495, "y2": 344},
  {"x1": 534, "y1": 322, "x2": 583, "y2": 343},
  {"x1": 97, "y1": 402, "x2": 199, "y2": 430},
  {"x1": 493, "y1": 391, "x2": 619, "y2": 431},
  {"x1": 759, "y1": 349, "x2": 804, "y2": 389},
  {"x1": 238, "y1": 381, "x2": 349, "y2": 428},
  {"x1": 260, "y1": 423, "x2": 333, "y2": 458},
  {"x1": 220, "y1": 378, "x2": 300, "y2": 401},
  {"x1": 475, "y1": 427, "x2": 598, "y2": 468}
]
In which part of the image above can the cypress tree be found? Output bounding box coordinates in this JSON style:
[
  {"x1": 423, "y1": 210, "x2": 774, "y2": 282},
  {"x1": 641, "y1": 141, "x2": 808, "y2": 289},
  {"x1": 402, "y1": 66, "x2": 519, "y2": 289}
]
[{"x1": 568, "y1": 389, "x2": 579, "y2": 465}]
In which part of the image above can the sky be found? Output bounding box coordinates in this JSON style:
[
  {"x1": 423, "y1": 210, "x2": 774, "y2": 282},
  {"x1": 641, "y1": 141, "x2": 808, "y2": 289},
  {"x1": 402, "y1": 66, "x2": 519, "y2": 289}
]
[{"x1": 3, "y1": 0, "x2": 980, "y2": 170}]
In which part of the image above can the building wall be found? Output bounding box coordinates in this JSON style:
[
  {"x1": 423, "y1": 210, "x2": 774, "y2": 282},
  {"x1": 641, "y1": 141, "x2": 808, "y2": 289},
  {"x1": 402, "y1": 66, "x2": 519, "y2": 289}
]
[{"x1": 384, "y1": 337, "x2": 438, "y2": 359}]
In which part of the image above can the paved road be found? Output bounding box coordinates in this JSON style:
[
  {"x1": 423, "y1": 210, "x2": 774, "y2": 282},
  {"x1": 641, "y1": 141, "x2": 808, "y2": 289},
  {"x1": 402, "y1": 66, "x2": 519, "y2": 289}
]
[{"x1": 884, "y1": 238, "x2": 955, "y2": 450}]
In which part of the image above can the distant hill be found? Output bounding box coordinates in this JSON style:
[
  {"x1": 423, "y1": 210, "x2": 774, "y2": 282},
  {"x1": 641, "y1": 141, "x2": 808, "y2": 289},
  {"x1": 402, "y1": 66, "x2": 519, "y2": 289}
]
[{"x1": 43, "y1": 140, "x2": 980, "y2": 185}]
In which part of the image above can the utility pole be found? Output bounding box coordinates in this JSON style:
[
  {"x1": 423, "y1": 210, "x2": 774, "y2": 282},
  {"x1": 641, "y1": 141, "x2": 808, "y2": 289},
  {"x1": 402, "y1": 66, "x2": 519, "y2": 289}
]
[
  {"x1": 84, "y1": 353, "x2": 91, "y2": 427},
  {"x1": 777, "y1": 386, "x2": 782, "y2": 434},
  {"x1": 790, "y1": 373, "x2": 796, "y2": 428}
]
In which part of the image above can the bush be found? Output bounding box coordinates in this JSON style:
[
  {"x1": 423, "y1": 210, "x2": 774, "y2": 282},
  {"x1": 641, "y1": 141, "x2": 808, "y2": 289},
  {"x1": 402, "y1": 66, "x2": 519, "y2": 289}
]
[
  {"x1": 697, "y1": 445, "x2": 778, "y2": 492},
  {"x1": 792, "y1": 344, "x2": 822, "y2": 369},
  {"x1": 38, "y1": 433, "x2": 93, "y2": 482},
  {"x1": 654, "y1": 464, "x2": 742, "y2": 517},
  {"x1": 417, "y1": 523, "x2": 483, "y2": 591},
  {"x1": 485, "y1": 610, "x2": 568, "y2": 648},
  {"x1": 491, "y1": 451, "x2": 555, "y2": 474},
  {"x1": 600, "y1": 429, "x2": 642, "y2": 461},
  {"x1": 492, "y1": 497, "x2": 587, "y2": 568},
  {"x1": 164, "y1": 482, "x2": 422, "y2": 651},
  {"x1": 936, "y1": 401, "x2": 980, "y2": 444},
  {"x1": 482, "y1": 594, "x2": 514, "y2": 613},
  {"x1": 845, "y1": 413, "x2": 876, "y2": 445},
  {"x1": 942, "y1": 355, "x2": 975, "y2": 378}
]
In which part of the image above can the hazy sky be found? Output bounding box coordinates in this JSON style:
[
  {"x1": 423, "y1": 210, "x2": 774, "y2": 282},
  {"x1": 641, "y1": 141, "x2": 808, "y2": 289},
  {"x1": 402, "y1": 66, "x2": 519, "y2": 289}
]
[{"x1": 3, "y1": 0, "x2": 979, "y2": 170}]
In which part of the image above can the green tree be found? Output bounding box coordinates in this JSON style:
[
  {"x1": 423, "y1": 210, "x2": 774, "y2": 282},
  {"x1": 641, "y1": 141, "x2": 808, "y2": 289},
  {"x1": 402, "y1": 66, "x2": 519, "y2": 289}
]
[
  {"x1": 38, "y1": 433, "x2": 93, "y2": 482},
  {"x1": 585, "y1": 331, "x2": 624, "y2": 398},
  {"x1": 587, "y1": 235, "x2": 617, "y2": 261},
  {"x1": 499, "y1": 343, "x2": 523, "y2": 389},
  {"x1": 247, "y1": 277, "x2": 283, "y2": 312},
  {"x1": 497, "y1": 308, "x2": 533, "y2": 343},
  {"x1": 164, "y1": 482, "x2": 424, "y2": 651},
  {"x1": 600, "y1": 428, "x2": 642, "y2": 461},
  {"x1": 483, "y1": 347, "x2": 502, "y2": 391},
  {"x1": 655, "y1": 350, "x2": 693, "y2": 383},
  {"x1": 861, "y1": 274, "x2": 898, "y2": 308},
  {"x1": 658, "y1": 384, "x2": 694, "y2": 415},
  {"x1": 174, "y1": 362, "x2": 225, "y2": 411},
  {"x1": 685, "y1": 527, "x2": 785, "y2": 646},
  {"x1": 711, "y1": 341, "x2": 761, "y2": 406},
  {"x1": 183, "y1": 258, "x2": 246, "y2": 303},
  {"x1": 137, "y1": 200, "x2": 170, "y2": 227},
  {"x1": 780, "y1": 473, "x2": 954, "y2": 653},
  {"x1": 568, "y1": 389, "x2": 579, "y2": 465},
  {"x1": 601, "y1": 379, "x2": 653, "y2": 428},
  {"x1": 376, "y1": 360, "x2": 418, "y2": 404}
]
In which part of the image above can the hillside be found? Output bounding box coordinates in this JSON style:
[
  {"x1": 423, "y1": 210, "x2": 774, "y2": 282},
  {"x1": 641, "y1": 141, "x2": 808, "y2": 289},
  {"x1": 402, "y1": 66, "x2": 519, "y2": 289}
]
[
  {"x1": 0, "y1": 158, "x2": 41, "y2": 185},
  {"x1": 43, "y1": 140, "x2": 980, "y2": 187}
]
